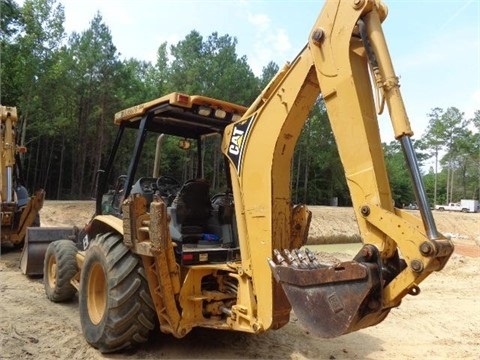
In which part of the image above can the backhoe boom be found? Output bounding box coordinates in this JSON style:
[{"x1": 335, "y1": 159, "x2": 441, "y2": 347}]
[{"x1": 223, "y1": 0, "x2": 453, "y2": 335}]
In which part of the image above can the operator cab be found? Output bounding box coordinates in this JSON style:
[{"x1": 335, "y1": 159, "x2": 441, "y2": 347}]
[{"x1": 95, "y1": 93, "x2": 247, "y2": 265}]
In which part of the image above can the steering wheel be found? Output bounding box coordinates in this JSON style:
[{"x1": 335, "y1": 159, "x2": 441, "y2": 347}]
[
  {"x1": 156, "y1": 176, "x2": 180, "y2": 188},
  {"x1": 156, "y1": 176, "x2": 181, "y2": 204}
]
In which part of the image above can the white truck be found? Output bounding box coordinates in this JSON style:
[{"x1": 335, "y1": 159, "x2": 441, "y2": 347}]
[{"x1": 435, "y1": 199, "x2": 479, "y2": 213}]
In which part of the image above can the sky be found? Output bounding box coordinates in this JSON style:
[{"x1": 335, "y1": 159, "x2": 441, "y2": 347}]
[{"x1": 27, "y1": 0, "x2": 480, "y2": 142}]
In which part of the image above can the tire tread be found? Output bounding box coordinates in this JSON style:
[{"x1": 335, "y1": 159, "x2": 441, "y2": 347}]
[
  {"x1": 80, "y1": 232, "x2": 156, "y2": 353},
  {"x1": 44, "y1": 240, "x2": 78, "y2": 302}
]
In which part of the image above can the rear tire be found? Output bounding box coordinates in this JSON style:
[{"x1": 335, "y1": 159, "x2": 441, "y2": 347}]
[
  {"x1": 44, "y1": 240, "x2": 78, "y2": 302},
  {"x1": 79, "y1": 232, "x2": 156, "y2": 353}
]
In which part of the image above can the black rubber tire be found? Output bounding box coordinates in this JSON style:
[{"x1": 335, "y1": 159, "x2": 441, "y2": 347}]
[
  {"x1": 79, "y1": 232, "x2": 156, "y2": 353},
  {"x1": 43, "y1": 240, "x2": 78, "y2": 302}
]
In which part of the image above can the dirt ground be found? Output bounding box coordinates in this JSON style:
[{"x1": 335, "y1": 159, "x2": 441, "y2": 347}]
[{"x1": 1, "y1": 201, "x2": 479, "y2": 359}]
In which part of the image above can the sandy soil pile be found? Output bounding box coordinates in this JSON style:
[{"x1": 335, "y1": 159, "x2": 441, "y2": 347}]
[{"x1": 0, "y1": 201, "x2": 479, "y2": 359}]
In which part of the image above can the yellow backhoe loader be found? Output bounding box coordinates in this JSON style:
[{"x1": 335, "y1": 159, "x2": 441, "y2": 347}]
[
  {"x1": 29, "y1": 0, "x2": 453, "y2": 353},
  {"x1": 0, "y1": 105, "x2": 44, "y2": 250}
]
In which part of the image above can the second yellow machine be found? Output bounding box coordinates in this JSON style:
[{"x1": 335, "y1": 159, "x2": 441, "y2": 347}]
[{"x1": 0, "y1": 105, "x2": 44, "y2": 249}]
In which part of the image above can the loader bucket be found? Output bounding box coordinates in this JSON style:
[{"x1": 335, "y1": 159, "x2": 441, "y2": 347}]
[
  {"x1": 268, "y1": 245, "x2": 389, "y2": 338},
  {"x1": 20, "y1": 227, "x2": 78, "y2": 276}
]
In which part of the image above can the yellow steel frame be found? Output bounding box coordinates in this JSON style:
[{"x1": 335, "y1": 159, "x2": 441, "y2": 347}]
[{"x1": 222, "y1": 0, "x2": 452, "y2": 331}]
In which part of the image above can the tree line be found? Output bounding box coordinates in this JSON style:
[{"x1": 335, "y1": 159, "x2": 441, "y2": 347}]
[{"x1": 1, "y1": 0, "x2": 478, "y2": 206}]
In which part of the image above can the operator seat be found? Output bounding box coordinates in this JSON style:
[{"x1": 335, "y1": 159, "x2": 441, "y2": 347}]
[{"x1": 170, "y1": 179, "x2": 212, "y2": 244}]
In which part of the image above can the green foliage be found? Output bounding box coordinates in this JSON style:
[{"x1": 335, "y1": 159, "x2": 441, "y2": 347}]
[
  {"x1": 165, "y1": 31, "x2": 258, "y2": 105},
  {"x1": 1, "y1": 0, "x2": 478, "y2": 206},
  {"x1": 0, "y1": 0, "x2": 21, "y2": 101},
  {"x1": 383, "y1": 141, "x2": 415, "y2": 207},
  {"x1": 0, "y1": 0, "x2": 21, "y2": 41},
  {"x1": 259, "y1": 61, "x2": 279, "y2": 89},
  {"x1": 292, "y1": 100, "x2": 348, "y2": 205},
  {"x1": 421, "y1": 107, "x2": 479, "y2": 204}
]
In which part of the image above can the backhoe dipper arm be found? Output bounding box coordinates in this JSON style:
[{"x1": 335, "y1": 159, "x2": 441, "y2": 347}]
[
  {"x1": 1, "y1": 106, "x2": 18, "y2": 203},
  {"x1": 223, "y1": 0, "x2": 453, "y2": 337}
]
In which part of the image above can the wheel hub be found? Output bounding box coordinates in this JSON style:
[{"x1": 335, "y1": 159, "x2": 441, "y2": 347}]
[{"x1": 87, "y1": 263, "x2": 107, "y2": 325}]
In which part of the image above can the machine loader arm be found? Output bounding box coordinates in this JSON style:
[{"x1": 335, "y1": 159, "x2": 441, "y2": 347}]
[{"x1": 223, "y1": 0, "x2": 453, "y2": 337}]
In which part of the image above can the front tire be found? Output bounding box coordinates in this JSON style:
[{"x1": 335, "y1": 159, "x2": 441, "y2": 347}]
[
  {"x1": 79, "y1": 232, "x2": 156, "y2": 353},
  {"x1": 44, "y1": 240, "x2": 78, "y2": 302}
]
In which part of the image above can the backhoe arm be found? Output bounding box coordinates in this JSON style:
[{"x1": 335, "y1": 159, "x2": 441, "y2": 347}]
[
  {"x1": 223, "y1": 0, "x2": 453, "y2": 337},
  {"x1": 1, "y1": 105, "x2": 18, "y2": 204}
]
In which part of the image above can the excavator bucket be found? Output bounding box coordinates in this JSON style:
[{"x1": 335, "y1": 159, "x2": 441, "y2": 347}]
[
  {"x1": 268, "y1": 245, "x2": 391, "y2": 338},
  {"x1": 20, "y1": 227, "x2": 78, "y2": 276}
]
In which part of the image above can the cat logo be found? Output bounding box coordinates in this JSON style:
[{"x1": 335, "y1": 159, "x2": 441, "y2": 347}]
[
  {"x1": 227, "y1": 115, "x2": 255, "y2": 173},
  {"x1": 228, "y1": 127, "x2": 244, "y2": 155}
]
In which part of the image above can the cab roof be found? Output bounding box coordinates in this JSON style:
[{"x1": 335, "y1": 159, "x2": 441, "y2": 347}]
[{"x1": 113, "y1": 92, "x2": 248, "y2": 138}]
